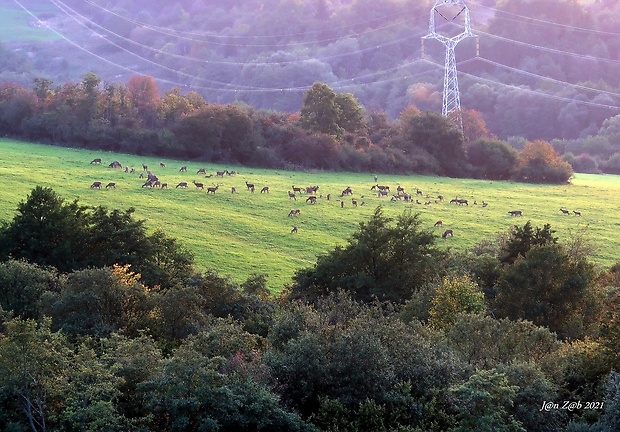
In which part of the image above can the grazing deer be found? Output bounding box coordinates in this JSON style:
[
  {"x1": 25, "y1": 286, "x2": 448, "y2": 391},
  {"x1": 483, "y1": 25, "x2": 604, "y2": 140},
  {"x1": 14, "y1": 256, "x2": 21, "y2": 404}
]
[
  {"x1": 482, "y1": 201, "x2": 488, "y2": 207},
  {"x1": 207, "y1": 185, "x2": 219, "y2": 194},
  {"x1": 438, "y1": 195, "x2": 445, "y2": 201},
  {"x1": 90, "y1": 158, "x2": 102, "y2": 164},
  {"x1": 192, "y1": 180, "x2": 204, "y2": 189},
  {"x1": 161, "y1": 183, "x2": 168, "y2": 189},
  {"x1": 105, "y1": 182, "x2": 116, "y2": 189},
  {"x1": 216, "y1": 171, "x2": 226, "y2": 177},
  {"x1": 573, "y1": 210, "x2": 582, "y2": 216},
  {"x1": 560, "y1": 208, "x2": 570, "y2": 215},
  {"x1": 142, "y1": 164, "x2": 148, "y2": 171},
  {"x1": 397, "y1": 185, "x2": 405, "y2": 193},
  {"x1": 160, "y1": 162, "x2": 166, "y2": 168},
  {"x1": 179, "y1": 166, "x2": 187, "y2": 172},
  {"x1": 306, "y1": 196, "x2": 317, "y2": 204},
  {"x1": 142, "y1": 180, "x2": 154, "y2": 188},
  {"x1": 352, "y1": 199, "x2": 358, "y2": 207},
  {"x1": 197, "y1": 168, "x2": 207, "y2": 175},
  {"x1": 108, "y1": 161, "x2": 122, "y2": 168},
  {"x1": 457, "y1": 199, "x2": 468, "y2": 205},
  {"x1": 260, "y1": 186, "x2": 269, "y2": 193},
  {"x1": 288, "y1": 209, "x2": 300, "y2": 217},
  {"x1": 153, "y1": 180, "x2": 161, "y2": 187},
  {"x1": 442, "y1": 229, "x2": 454, "y2": 238},
  {"x1": 508, "y1": 210, "x2": 523, "y2": 217},
  {"x1": 291, "y1": 226, "x2": 298, "y2": 233},
  {"x1": 378, "y1": 190, "x2": 389, "y2": 198},
  {"x1": 176, "y1": 182, "x2": 188, "y2": 188},
  {"x1": 90, "y1": 181, "x2": 102, "y2": 189},
  {"x1": 130, "y1": 168, "x2": 136, "y2": 174},
  {"x1": 434, "y1": 220, "x2": 443, "y2": 227},
  {"x1": 227, "y1": 170, "x2": 236, "y2": 175},
  {"x1": 342, "y1": 186, "x2": 353, "y2": 196}
]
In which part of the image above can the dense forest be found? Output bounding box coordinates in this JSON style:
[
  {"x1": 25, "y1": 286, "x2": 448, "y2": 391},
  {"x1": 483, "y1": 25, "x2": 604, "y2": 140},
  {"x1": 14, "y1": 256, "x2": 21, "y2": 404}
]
[
  {"x1": 3, "y1": 0, "x2": 620, "y2": 174},
  {"x1": 1, "y1": 187, "x2": 620, "y2": 431}
]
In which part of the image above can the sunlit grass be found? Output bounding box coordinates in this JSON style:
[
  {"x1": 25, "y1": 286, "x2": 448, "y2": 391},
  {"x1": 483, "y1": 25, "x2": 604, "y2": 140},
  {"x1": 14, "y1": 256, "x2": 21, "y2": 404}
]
[{"x1": 1, "y1": 138, "x2": 619, "y2": 291}]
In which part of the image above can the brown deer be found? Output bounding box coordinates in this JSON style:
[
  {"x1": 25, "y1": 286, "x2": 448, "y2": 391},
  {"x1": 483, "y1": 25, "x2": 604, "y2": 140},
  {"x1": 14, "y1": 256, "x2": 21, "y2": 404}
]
[
  {"x1": 306, "y1": 196, "x2": 317, "y2": 204},
  {"x1": 197, "y1": 168, "x2": 207, "y2": 175},
  {"x1": 288, "y1": 209, "x2": 301, "y2": 217},
  {"x1": 560, "y1": 208, "x2": 570, "y2": 215},
  {"x1": 288, "y1": 191, "x2": 296, "y2": 200},
  {"x1": 216, "y1": 171, "x2": 226, "y2": 177},
  {"x1": 573, "y1": 210, "x2": 582, "y2": 216},
  {"x1": 192, "y1": 180, "x2": 204, "y2": 189},
  {"x1": 292, "y1": 185, "x2": 302, "y2": 193},
  {"x1": 291, "y1": 226, "x2": 298, "y2": 233},
  {"x1": 105, "y1": 182, "x2": 116, "y2": 189},
  {"x1": 161, "y1": 183, "x2": 168, "y2": 189},
  {"x1": 246, "y1": 181, "x2": 255, "y2": 190},
  {"x1": 508, "y1": 210, "x2": 523, "y2": 217},
  {"x1": 176, "y1": 182, "x2": 188, "y2": 188},
  {"x1": 179, "y1": 166, "x2": 187, "y2": 172},
  {"x1": 160, "y1": 162, "x2": 166, "y2": 168},
  {"x1": 108, "y1": 161, "x2": 122, "y2": 168},
  {"x1": 260, "y1": 186, "x2": 269, "y2": 193},
  {"x1": 434, "y1": 220, "x2": 443, "y2": 227},
  {"x1": 231, "y1": 187, "x2": 237, "y2": 194},
  {"x1": 90, "y1": 181, "x2": 102, "y2": 189},
  {"x1": 90, "y1": 158, "x2": 102, "y2": 164},
  {"x1": 442, "y1": 229, "x2": 454, "y2": 238},
  {"x1": 207, "y1": 185, "x2": 219, "y2": 194},
  {"x1": 142, "y1": 163, "x2": 148, "y2": 171}
]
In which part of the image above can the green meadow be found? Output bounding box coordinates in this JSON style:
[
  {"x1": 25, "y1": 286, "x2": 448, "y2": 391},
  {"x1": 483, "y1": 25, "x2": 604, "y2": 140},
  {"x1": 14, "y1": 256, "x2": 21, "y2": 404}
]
[
  {"x1": 1, "y1": 138, "x2": 619, "y2": 291},
  {"x1": 0, "y1": 4, "x2": 60, "y2": 42}
]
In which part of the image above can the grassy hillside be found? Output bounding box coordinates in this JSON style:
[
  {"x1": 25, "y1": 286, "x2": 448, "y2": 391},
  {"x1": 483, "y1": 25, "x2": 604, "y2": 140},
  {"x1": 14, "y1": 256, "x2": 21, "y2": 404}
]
[
  {"x1": 0, "y1": 3, "x2": 60, "y2": 42},
  {"x1": 1, "y1": 138, "x2": 618, "y2": 291}
]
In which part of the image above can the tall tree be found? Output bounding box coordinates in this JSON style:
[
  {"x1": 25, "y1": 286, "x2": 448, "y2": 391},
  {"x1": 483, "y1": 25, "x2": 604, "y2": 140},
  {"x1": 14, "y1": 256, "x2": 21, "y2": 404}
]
[{"x1": 300, "y1": 82, "x2": 342, "y2": 136}]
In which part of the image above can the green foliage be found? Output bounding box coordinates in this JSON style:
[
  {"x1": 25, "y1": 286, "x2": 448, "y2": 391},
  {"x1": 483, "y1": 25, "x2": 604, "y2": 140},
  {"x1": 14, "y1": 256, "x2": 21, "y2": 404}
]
[
  {"x1": 500, "y1": 221, "x2": 558, "y2": 264},
  {"x1": 292, "y1": 206, "x2": 444, "y2": 303},
  {"x1": 0, "y1": 259, "x2": 58, "y2": 319},
  {"x1": 494, "y1": 243, "x2": 599, "y2": 340},
  {"x1": 300, "y1": 82, "x2": 343, "y2": 137},
  {"x1": 45, "y1": 266, "x2": 152, "y2": 337},
  {"x1": 450, "y1": 369, "x2": 526, "y2": 432},
  {"x1": 467, "y1": 138, "x2": 519, "y2": 180},
  {"x1": 428, "y1": 275, "x2": 486, "y2": 330},
  {"x1": 446, "y1": 314, "x2": 561, "y2": 370}
]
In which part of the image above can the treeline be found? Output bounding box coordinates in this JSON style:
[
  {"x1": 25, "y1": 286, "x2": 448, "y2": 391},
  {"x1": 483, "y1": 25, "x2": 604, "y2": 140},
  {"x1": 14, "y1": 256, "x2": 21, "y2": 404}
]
[
  {"x1": 0, "y1": 75, "x2": 573, "y2": 183},
  {"x1": 1, "y1": 188, "x2": 620, "y2": 431},
  {"x1": 5, "y1": 0, "x2": 620, "y2": 144}
]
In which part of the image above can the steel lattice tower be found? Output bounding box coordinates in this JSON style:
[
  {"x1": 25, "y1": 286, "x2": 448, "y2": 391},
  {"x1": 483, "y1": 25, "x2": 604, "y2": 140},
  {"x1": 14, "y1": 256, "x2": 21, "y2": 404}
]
[{"x1": 423, "y1": 0, "x2": 475, "y2": 129}]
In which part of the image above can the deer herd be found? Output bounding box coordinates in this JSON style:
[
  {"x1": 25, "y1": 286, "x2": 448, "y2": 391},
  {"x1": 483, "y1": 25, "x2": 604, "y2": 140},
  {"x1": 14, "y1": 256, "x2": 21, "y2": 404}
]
[{"x1": 88, "y1": 159, "x2": 585, "y2": 236}]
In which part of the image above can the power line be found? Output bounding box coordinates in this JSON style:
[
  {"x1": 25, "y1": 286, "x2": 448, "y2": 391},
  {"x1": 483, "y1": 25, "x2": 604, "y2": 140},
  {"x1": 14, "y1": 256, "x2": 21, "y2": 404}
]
[
  {"x1": 468, "y1": 0, "x2": 620, "y2": 37},
  {"x1": 472, "y1": 56, "x2": 620, "y2": 99},
  {"x1": 423, "y1": 59, "x2": 620, "y2": 111},
  {"x1": 80, "y1": 0, "x2": 429, "y2": 47}
]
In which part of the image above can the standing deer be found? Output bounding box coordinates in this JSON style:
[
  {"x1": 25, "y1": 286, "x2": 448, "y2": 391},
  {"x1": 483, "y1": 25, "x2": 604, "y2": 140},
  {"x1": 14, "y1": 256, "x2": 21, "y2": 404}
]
[
  {"x1": 192, "y1": 180, "x2": 204, "y2": 189},
  {"x1": 207, "y1": 185, "x2": 219, "y2": 194},
  {"x1": 288, "y1": 191, "x2": 296, "y2": 200}
]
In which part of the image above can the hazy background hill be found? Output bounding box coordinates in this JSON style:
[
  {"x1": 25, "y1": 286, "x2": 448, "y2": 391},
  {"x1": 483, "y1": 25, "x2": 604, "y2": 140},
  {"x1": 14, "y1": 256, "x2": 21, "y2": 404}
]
[{"x1": 2, "y1": 0, "x2": 620, "y2": 143}]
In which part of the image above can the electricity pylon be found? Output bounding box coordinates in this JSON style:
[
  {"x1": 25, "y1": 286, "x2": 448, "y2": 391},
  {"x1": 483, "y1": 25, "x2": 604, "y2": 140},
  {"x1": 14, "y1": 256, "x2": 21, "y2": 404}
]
[{"x1": 422, "y1": 0, "x2": 475, "y2": 130}]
